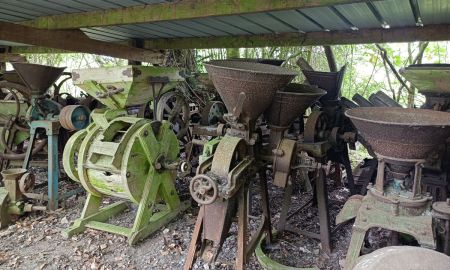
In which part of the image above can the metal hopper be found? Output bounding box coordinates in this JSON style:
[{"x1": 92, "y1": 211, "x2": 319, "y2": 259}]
[
  {"x1": 12, "y1": 63, "x2": 65, "y2": 96},
  {"x1": 72, "y1": 65, "x2": 185, "y2": 109},
  {"x1": 301, "y1": 65, "x2": 346, "y2": 102},
  {"x1": 400, "y1": 64, "x2": 450, "y2": 97},
  {"x1": 265, "y1": 83, "x2": 326, "y2": 128},
  {"x1": 204, "y1": 60, "x2": 297, "y2": 124},
  {"x1": 346, "y1": 107, "x2": 450, "y2": 160}
]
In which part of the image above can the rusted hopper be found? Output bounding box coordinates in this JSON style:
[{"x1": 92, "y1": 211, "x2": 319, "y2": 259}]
[
  {"x1": 346, "y1": 107, "x2": 450, "y2": 159},
  {"x1": 12, "y1": 63, "x2": 65, "y2": 96},
  {"x1": 265, "y1": 83, "x2": 325, "y2": 128},
  {"x1": 204, "y1": 60, "x2": 297, "y2": 123},
  {"x1": 301, "y1": 65, "x2": 346, "y2": 102}
]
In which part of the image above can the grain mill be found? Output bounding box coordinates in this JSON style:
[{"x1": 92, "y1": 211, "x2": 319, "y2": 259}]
[
  {"x1": 337, "y1": 107, "x2": 450, "y2": 269},
  {"x1": 62, "y1": 65, "x2": 189, "y2": 245},
  {"x1": 0, "y1": 63, "x2": 90, "y2": 228},
  {"x1": 184, "y1": 61, "x2": 299, "y2": 269}
]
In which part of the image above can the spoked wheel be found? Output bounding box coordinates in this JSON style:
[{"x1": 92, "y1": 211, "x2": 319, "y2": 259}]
[
  {"x1": 304, "y1": 111, "x2": 328, "y2": 143},
  {"x1": 200, "y1": 101, "x2": 227, "y2": 125},
  {"x1": 155, "y1": 91, "x2": 190, "y2": 140}
]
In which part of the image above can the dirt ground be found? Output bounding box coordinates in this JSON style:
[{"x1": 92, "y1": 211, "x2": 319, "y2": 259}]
[{"x1": 0, "y1": 172, "x2": 354, "y2": 270}]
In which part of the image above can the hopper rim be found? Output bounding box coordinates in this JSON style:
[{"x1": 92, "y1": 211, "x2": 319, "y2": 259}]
[
  {"x1": 345, "y1": 107, "x2": 450, "y2": 127},
  {"x1": 204, "y1": 60, "x2": 297, "y2": 76}
]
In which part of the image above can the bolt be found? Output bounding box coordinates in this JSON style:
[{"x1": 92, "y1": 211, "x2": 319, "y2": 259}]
[
  {"x1": 143, "y1": 130, "x2": 148, "y2": 137},
  {"x1": 126, "y1": 172, "x2": 131, "y2": 177},
  {"x1": 155, "y1": 163, "x2": 162, "y2": 170}
]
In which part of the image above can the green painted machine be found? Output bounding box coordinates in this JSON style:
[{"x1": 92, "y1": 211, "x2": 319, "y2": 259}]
[{"x1": 63, "y1": 65, "x2": 189, "y2": 245}]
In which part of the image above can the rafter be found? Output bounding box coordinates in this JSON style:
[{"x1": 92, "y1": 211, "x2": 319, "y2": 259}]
[
  {"x1": 142, "y1": 24, "x2": 450, "y2": 49},
  {"x1": 23, "y1": 0, "x2": 369, "y2": 29},
  {"x1": 0, "y1": 22, "x2": 164, "y2": 63}
]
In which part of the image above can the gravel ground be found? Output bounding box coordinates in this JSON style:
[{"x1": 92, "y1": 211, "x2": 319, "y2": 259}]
[{"x1": 0, "y1": 170, "x2": 357, "y2": 270}]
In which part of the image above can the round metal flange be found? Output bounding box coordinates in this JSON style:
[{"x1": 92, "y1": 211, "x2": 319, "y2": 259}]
[
  {"x1": 190, "y1": 174, "x2": 218, "y2": 205},
  {"x1": 155, "y1": 91, "x2": 190, "y2": 139},
  {"x1": 200, "y1": 101, "x2": 227, "y2": 125},
  {"x1": 19, "y1": 172, "x2": 35, "y2": 193},
  {"x1": 59, "y1": 105, "x2": 90, "y2": 131},
  {"x1": 304, "y1": 111, "x2": 328, "y2": 143},
  {"x1": 433, "y1": 199, "x2": 450, "y2": 220}
]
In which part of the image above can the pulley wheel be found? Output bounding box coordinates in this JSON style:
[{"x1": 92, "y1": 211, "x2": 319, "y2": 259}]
[
  {"x1": 155, "y1": 92, "x2": 190, "y2": 139},
  {"x1": 59, "y1": 105, "x2": 90, "y2": 131},
  {"x1": 304, "y1": 111, "x2": 328, "y2": 143},
  {"x1": 200, "y1": 101, "x2": 227, "y2": 125},
  {"x1": 19, "y1": 172, "x2": 35, "y2": 193},
  {"x1": 190, "y1": 174, "x2": 218, "y2": 205}
]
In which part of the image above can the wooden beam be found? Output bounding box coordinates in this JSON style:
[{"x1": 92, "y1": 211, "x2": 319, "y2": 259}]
[
  {"x1": 142, "y1": 24, "x2": 450, "y2": 49},
  {"x1": 23, "y1": 0, "x2": 368, "y2": 29},
  {"x1": 0, "y1": 53, "x2": 26, "y2": 63},
  {"x1": 10, "y1": 46, "x2": 71, "y2": 54},
  {"x1": 0, "y1": 22, "x2": 165, "y2": 63}
]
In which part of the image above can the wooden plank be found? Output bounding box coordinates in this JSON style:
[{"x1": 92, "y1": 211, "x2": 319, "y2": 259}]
[
  {"x1": 142, "y1": 24, "x2": 450, "y2": 49},
  {"x1": 0, "y1": 53, "x2": 26, "y2": 62},
  {"x1": 22, "y1": 0, "x2": 369, "y2": 29},
  {"x1": 0, "y1": 21, "x2": 165, "y2": 63}
]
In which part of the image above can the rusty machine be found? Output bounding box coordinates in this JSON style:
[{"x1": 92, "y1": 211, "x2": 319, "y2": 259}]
[
  {"x1": 0, "y1": 63, "x2": 91, "y2": 227},
  {"x1": 337, "y1": 107, "x2": 450, "y2": 269},
  {"x1": 184, "y1": 61, "x2": 296, "y2": 269},
  {"x1": 62, "y1": 66, "x2": 189, "y2": 245}
]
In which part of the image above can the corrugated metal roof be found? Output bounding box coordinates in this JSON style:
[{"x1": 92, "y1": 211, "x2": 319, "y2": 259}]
[{"x1": 0, "y1": 0, "x2": 449, "y2": 46}]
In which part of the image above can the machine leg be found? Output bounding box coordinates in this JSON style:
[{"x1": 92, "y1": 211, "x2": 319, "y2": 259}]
[
  {"x1": 344, "y1": 227, "x2": 366, "y2": 270},
  {"x1": 184, "y1": 207, "x2": 205, "y2": 270},
  {"x1": 277, "y1": 180, "x2": 293, "y2": 233},
  {"x1": 129, "y1": 172, "x2": 188, "y2": 245},
  {"x1": 47, "y1": 133, "x2": 59, "y2": 210},
  {"x1": 259, "y1": 169, "x2": 272, "y2": 244},
  {"x1": 22, "y1": 128, "x2": 37, "y2": 170},
  {"x1": 316, "y1": 168, "x2": 331, "y2": 254},
  {"x1": 236, "y1": 186, "x2": 248, "y2": 270},
  {"x1": 62, "y1": 194, "x2": 127, "y2": 238}
]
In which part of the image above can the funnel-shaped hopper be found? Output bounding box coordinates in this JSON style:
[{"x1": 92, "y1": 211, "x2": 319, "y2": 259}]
[
  {"x1": 72, "y1": 65, "x2": 185, "y2": 109},
  {"x1": 301, "y1": 65, "x2": 346, "y2": 102},
  {"x1": 12, "y1": 63, "x2": 65, "y2": 96},
  {"x1": 266, "y1": 83, "x2": 326, "y2": 128},
  {"x1": 204, "y1": 60, "x2": 297, "y2": 123},
  {"x1": 346, "y1": 107, "x2": 450, "y2": 160},
  {"x1": 400, "y1": 64, "x2": 450, "y2": 97}
]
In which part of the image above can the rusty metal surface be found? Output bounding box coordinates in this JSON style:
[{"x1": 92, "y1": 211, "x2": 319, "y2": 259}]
[
  {"x1": 301, "y1": 65, "x2": 346, "y2": 102},
  {"x1": 265, "y1": 83, "x2": 325, "y2": 128},
  {"x1": 12, "y1": 63, "x2": 65, "y2": 96},
  {"x1": 346, "y1": 107, "x2": 450, "y2": 159},
  {"x1": 204, "y1": 60, "x2": 296, "y2": 123}
]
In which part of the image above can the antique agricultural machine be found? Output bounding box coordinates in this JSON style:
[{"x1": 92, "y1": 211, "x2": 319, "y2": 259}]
[
  {"x1": 337, "y1": 107, "x2": 450, "y2": 269},
  {"x1": 62, "y1": 65, "x2": 190, "y2": 245},
  {"x1": 183, "y1": 60, "x2": 361, "y2": 269},
  {"x1": 0, "y1": 63, "x2": 91, "y2": 227}
]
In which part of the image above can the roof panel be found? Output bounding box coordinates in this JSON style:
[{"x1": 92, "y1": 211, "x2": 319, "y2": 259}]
[
  {"x1": 214, "y1": 15, "x2": 272, "y2": 35},
  {"x1": 154, "y1": 21, "x2": 212, "y2": 37},
  {"x1": 419, "y1": 0, "x2": 450, "y2": 25},
  {"x1": 335, "y1": 2, "x2": 380, "y2": 29},
  {"x1": 191, "y1": 18, "x2": 249, "y2": 36},
  {"x1": 137, "y1": 23, "x2": 190, "y2": 38},
  {"x1": 301, "y1": 7, "x2": 350, "y2": 31},
  {"x1": 373, "y1": 0, "x2": 415, "y2": 27},
  {"x1": 19, "y1": 0, "x2": 84, "y2": 13},
  {"x1": 0, "y1": 0, "x2": 66, "y2": 15},
  {"x1": 241, "y1": 13, "x2": 296, "y2": 33},
  {"x1": 269, "y1": 10, "x2": 322, "y2": 32}
]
